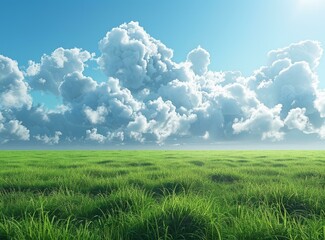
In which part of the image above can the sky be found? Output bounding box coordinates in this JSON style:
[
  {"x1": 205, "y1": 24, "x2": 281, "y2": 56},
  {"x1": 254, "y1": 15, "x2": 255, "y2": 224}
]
[{"x1": 1, "y1": 0, "x2": 325, "y2": 149}]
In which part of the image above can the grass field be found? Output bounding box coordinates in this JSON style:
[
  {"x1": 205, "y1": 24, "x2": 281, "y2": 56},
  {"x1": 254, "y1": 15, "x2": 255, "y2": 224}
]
[{"x1": 0, "y1": 151, "x2": 325, "y2": 239}]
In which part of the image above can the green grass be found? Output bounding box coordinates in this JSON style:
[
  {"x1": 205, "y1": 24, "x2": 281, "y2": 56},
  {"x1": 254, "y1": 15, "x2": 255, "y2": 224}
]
[{"x1": 0, "y1": 151, "x2": 325, "y2": 239}]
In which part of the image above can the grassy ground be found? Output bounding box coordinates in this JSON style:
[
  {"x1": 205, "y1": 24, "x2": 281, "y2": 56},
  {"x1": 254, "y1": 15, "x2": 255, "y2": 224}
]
[{"x1": 0, "y1": 151, "x2": 325, "y2": 240}]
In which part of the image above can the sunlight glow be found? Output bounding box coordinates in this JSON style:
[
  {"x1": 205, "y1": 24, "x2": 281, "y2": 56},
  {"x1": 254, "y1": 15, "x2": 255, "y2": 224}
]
[{"x1": 298, "y1": 0, "x2": 324, "y2": 9}]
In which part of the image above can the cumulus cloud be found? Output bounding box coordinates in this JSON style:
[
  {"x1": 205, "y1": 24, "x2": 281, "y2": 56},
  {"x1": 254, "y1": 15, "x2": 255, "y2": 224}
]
[
  {"x1": 187, "y1": 46, "x2": 210, "y2": 76},
  {"x1": 27, "y1": 48, "x2": 92, "y2": 95},
  {"x1": 84, "y1": 105, "x2": 108, "y2": 124},
  {"x1": 144, "y1": 97, "x2": 196, "y2": 143},
  {"x1": 1, "y1": 22, "x2": 325, "y2": 146},
  {"x1": 0, "y1": 115, "x2": 30, "y2": 143},
  {"x1": 233, "y1": 104, "x2": 284, "y2": 141},
  {"x1": 86, "y1": 128, "x2": 106, "y2": 143},
  {"x1": 34, "y1": 131, "x2": 62, "y2": 145},
  {"x1": 158, "y1": 80, "x2": 201, "y2": 109},
  {"x1": 0, "y1": 55, "x2": 32, "y2": 109},
  {"x1": 250, "y1": 59, "x2": 318, "y2": 117},
  {"x1": 268, "y1": 40, "x2": 323, "y2": 70},
  {"x1": 126, "y1": 114, "x2": 148, "y2": 142},
  {"x1": 254, "y1": 42, "x2": 325, "y2": 141},
  {"x1": 98, "y1": 21, "x2": 193, "y2": 91},
  {"x1": 314, "y1": 90, "x2": 325, "y2": 118},
  {"x1": 59, "y1": 72, "x2": 97, "y2": 103},
  {"x1": 284, "y1": 108, "x2": 310, "y2": 131}
]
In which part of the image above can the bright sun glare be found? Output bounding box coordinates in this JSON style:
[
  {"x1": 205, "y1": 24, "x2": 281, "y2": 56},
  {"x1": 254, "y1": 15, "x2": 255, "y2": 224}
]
[{"x1": 298, "y1": 0, "x2": 324, "y2": 8}]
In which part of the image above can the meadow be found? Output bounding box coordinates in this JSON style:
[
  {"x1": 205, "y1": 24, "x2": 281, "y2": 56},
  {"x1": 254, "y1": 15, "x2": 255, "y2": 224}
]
[{"x1": 0, "y1": 151, "x2": 324, "y2": 240}]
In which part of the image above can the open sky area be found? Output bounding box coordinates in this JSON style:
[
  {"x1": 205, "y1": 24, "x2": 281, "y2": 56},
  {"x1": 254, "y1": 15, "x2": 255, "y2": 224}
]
[{"x1": 1, "y1": 0, "x2": 325, "y2": 149}]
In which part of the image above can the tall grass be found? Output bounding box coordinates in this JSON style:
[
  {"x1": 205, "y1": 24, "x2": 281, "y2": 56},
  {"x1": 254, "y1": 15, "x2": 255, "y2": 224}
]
[{"x1": 0, "y1": 151, "x2": 325, "y2": 239}]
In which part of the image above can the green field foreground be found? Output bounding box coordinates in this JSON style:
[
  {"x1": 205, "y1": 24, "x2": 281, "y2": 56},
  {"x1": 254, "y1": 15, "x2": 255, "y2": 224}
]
[{"x1": 0, "y1": 151, "x2": 325, "y2": 240}]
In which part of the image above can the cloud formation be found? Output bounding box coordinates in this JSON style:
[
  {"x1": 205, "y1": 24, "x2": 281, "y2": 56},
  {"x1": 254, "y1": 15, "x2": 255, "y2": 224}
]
[
  {"x1": 27, "y1": 48, "x2": 93, "y2": 95},
  {"x1": 0, "y1": 22, "x2": 325, "y2": 146},
  {"x1": 187, "y1": 46, "x2": 210, "y2": 76},
  {"x1": 0, "y1": 55, "x2": 32, "y2": 109}
]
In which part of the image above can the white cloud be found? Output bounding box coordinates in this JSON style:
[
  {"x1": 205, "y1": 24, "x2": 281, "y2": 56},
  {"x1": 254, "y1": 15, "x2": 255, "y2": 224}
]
[
  {"x1": 105, "y1": 77, "x2": 142, "y2": 119},
  {"x1": 27, "y1": 48, "x2": 92, "y2": 95},
  {"x1": 86, "y1": 128, "x2": 106, "y2": 143},
  {"x1": 284, "y1": 108, "x2": 310, "y2": 131},
  {"x1": 158, "y1": 79, "x2": 201, "y2": 109},
  {"x1": 0, "y1": 55, "x2": 32, "y2": 109},
  {"x1": 0, "y1": 111, "x2": 30, "y2": 143},
  {"x1": 273, "y1": 62, "x2": 317, "y2": 114},
  {"x1": 314, "y1": 90, "x2": 325, "y2": 118},
  {"x1": 318, "y1": 125, "x2": 325, "y2": 140},
  {"x1": 34, "y1": 131, "x2": 62, "y2": 145},
  {"x1": 248, "y1": 41, "x2": 323, "y2": 129},
  {"x1": 145, "y1": 97, "x2": 196, "y2": 143},
  {"x1": 127, "y1": 114, "x2": 149, "y2": 133},
  {"x1": 1, "y1": 22, "x2": 325, "y2": 146},
  {"x1": 98, "y1": 21, "x2": 192, "y2": 91},
  {"x1": 84, "y1": 105, "x2": 108, "y2": 124},
  {"x1": 268, "y1": 40, "x2": 323, "y2": 70},
  {"x1": 107, "y1": 131, "x2": 124, "y2": 142},
  {"x1": 187, "y1": 46, "x2": 210, "y2": 76},
  {"x1": 124, "y1": 114, "x2": 149, "y2": 142},
  {"x1": 202, "y1": 131, "x2": 209, "y2": 140},
  {"x1": 0, "y1": 112, "x2": 4, "y2": 135},
  {"x1": 233, "y1": 104, "x2": 284, "y2": 141},
  {"x1": 60, "y1": 72, "x2": 97, "y2": 103},
  {"x1": 4, "y1": 120, "x2": 30, "y2": 141}
]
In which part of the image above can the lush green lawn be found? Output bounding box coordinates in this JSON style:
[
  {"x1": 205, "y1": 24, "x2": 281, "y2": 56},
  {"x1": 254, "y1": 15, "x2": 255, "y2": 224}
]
[{"x1": 0, "y1": 151, "x2": 325, "y2": 239}]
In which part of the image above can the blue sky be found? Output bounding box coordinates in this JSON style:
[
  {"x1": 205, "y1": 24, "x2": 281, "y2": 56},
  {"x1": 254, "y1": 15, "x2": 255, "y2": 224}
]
[
  {"x1": 1, "y1": 0, "x2": 325, "y2": 148},
  {"x1": 2, "y1": 0, "x2": 324, "y2": 80}
]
